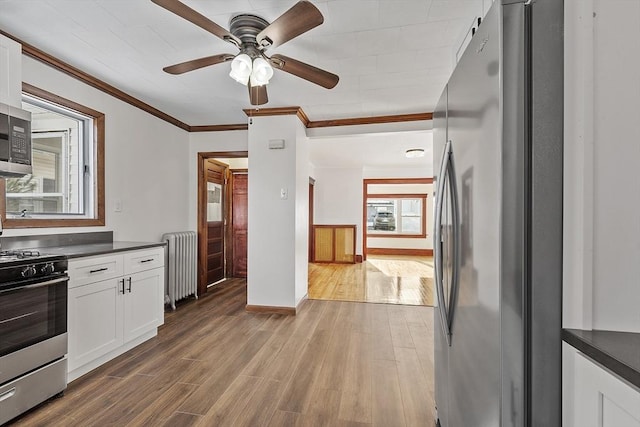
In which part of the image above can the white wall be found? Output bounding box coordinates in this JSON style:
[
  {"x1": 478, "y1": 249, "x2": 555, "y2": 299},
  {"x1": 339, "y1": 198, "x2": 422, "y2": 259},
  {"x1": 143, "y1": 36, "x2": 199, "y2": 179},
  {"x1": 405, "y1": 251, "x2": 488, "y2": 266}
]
[
  {"x1": 247, "y1": 115, "x2": 307, "y2": 308},
  {"x1": 5, "y1": 55, "x2": 190, "y2": 242},
  {"x1": 313, "y1": 167, "x2": 363, "y2": 254},
  {"x1": 294, "y1": 122, "x2": 309, "y2": 305},
  {"x1": 312, "y1": 165, "x2": 433, "y2": 255},
  {"x1": 564, "y1": 0, "x2": 640, "y2": 333}
]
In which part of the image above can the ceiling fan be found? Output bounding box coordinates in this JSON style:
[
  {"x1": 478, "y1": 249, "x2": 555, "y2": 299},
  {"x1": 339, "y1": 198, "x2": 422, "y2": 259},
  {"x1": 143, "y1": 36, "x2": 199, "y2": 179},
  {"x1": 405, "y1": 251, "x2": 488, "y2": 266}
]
[{"x1": 151, "y1": 0, "x2": 339, "y2": 106}]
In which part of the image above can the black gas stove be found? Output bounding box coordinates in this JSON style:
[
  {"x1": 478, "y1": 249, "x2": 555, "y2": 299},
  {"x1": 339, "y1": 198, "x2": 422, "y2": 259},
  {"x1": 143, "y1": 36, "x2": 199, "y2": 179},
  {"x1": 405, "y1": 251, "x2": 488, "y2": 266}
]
[
  {"x1": 0, "y1": 249, "x2": 69, "y2": 425},
  {"x1": 0, "y1": 250, "x2": 68, "y2": 290}
]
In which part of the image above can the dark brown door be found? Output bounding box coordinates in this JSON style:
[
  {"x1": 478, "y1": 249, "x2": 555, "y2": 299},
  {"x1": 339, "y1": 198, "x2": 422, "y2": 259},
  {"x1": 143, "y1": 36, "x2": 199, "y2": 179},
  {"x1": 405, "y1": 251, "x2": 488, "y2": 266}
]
[
  {"x1": 231, "y1": 172, "x2": 248, "y2": 277},
  {"x1": 198, "y1": 159, "x2": 228, "y2": 294}
]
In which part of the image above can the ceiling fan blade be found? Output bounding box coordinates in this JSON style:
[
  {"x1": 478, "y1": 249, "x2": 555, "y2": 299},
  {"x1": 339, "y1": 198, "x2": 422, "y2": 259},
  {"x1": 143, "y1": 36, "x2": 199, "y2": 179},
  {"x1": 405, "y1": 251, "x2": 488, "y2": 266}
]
[
  {"x1": 256, "y1": 1, "x2": 324, "y2": 49},
  {"x1": 270, "y1": 54, "x2": 339, "y2": 89},
  {"x1": 249, "y1": 84, "x2": 268, "y2": 105},
  {"x1": 163, "y1": 54, "x2": 235, "y2": 75},
  {"x1": 151, "y1": 0, "x2": 240, "y2": 46}
]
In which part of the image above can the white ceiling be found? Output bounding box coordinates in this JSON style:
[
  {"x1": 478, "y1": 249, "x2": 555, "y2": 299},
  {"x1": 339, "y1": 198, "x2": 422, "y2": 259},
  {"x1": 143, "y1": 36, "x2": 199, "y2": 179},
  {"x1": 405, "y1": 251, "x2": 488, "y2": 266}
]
[
  {"x1": 309, "y1": 130, "x2": 433, "y2": 174},
  {"x1": 0, "y1": 0, "x2": 482, "y2": 126}
]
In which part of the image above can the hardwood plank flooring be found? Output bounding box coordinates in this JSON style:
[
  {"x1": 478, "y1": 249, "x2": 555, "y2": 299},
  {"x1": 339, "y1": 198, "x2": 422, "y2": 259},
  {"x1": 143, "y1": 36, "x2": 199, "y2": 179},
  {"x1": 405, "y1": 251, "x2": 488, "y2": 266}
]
[
  {"x1": 308, "y1": 255, "x2": 434, "y2": 306},
  {"x1": 8, "y1": 278, "x2": 434, "y2": 427}
]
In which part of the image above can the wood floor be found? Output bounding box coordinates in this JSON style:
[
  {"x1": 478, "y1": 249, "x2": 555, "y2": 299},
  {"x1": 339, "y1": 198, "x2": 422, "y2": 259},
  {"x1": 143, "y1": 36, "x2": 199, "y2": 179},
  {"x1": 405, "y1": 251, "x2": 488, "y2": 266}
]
[
  {"x1": 308, "y1": 255, "x2": 434, "y2": 306},
  {"x1": 10, "y1": 279, "x2": 435, "y2": 427}
]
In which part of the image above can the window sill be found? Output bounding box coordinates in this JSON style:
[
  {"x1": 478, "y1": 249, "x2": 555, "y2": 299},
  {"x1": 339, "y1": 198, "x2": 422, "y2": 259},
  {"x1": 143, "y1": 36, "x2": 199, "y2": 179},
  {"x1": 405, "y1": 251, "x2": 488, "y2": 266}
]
[
  {"x1": 367, "y1": 233, "x2": 427, "y2": 239},
  {"x1": 3, "y1": 217, "x2": 105, "y2": 229}
]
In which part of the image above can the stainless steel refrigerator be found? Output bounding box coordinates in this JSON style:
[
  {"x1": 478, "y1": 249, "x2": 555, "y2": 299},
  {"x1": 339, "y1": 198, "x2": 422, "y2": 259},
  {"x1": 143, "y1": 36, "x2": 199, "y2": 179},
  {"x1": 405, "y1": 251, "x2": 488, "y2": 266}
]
[{"x1": 432, "y1": 1, "x2": 563, "y2": 426}]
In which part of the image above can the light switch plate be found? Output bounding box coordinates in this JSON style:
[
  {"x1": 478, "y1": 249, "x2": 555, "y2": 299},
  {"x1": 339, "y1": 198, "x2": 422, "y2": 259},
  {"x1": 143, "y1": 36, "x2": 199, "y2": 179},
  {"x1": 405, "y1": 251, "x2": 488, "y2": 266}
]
[{"x1": 280, "y1": 188, "x2": 288, "y2": 200}]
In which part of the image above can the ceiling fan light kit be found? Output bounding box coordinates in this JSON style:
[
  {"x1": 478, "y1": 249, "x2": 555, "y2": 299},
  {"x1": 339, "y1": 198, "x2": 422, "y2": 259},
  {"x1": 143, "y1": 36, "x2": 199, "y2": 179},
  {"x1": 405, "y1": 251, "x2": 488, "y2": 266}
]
[
  {"x1": 249, "y1": 57, "x2": 274, "y2": 86},
  {"x1": 229, "y1": 54, "x2": 253, "y2": 85},
  {"x1": 152, "y1": 0, "x2": 340, "y2": 106}
]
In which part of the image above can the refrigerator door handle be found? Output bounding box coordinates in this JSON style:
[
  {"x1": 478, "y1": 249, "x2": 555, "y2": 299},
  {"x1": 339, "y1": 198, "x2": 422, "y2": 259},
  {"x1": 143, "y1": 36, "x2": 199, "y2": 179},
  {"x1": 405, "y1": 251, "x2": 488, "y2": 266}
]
[
  {"x1": 445, "y1": 143, "x2": 461, "y2": 333},
  {"x1": 434, "y1": 139, "x2": 453, "y2": 345}
]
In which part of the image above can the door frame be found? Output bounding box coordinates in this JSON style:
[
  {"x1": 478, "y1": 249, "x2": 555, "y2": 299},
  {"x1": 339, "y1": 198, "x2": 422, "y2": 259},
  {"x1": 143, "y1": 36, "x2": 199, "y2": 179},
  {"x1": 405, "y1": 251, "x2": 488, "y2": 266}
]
[
  {"x1": 362, "y1": 177, "x2": 433, "y2": 261},
  {"x1": 197, "y1": 151, "x2": 248, "y2": 295},
  {"x1": 309, "y1": 177, "x2": 315, "y2": 262}
]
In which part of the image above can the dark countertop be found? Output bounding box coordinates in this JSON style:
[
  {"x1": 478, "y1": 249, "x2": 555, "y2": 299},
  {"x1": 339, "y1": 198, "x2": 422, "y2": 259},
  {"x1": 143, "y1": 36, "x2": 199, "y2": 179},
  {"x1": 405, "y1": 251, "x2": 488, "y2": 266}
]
[
  {"x1": 563, "y1": 328, "x2": 640, "y2": 389},
  {"x1": 36, "y1": 241, "x2": 166, "y2": 259}
]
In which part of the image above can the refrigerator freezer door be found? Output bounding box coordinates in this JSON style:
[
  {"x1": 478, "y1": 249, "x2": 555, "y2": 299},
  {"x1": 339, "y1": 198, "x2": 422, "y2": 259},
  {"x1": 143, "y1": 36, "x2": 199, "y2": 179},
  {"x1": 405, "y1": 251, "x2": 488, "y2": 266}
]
[
  {"x1": 433, "y1": 85, "x2": 450, "y2": 427},
  {"x1": 445, "y1": 2, "x2": 504, "y2": 426}
]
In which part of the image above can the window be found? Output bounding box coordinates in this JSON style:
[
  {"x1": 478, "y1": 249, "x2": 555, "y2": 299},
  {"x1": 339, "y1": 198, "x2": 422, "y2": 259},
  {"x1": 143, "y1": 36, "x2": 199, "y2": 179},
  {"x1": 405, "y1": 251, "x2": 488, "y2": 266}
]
[
  {"x1": 363, "y1": 178, "x2": 432, "y2": 239},
  {"x1": 367, "y1": 197, "x2": 425, "y2": 235},
  {"x1": 1, "y1": 84, "x2": 104, "y2": 228}
]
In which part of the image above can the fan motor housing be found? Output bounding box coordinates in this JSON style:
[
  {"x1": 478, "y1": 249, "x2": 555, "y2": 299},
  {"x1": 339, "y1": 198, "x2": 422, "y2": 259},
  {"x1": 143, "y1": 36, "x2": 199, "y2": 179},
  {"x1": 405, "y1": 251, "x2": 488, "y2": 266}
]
[{"x1": 229, "y1": 14, "x2": 269, "y2": 46}]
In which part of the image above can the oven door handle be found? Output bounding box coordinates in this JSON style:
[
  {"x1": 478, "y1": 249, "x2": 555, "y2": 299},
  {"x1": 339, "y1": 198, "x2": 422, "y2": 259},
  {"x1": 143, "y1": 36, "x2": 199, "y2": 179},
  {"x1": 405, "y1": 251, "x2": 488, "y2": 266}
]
[
  {"x1": 0, "y1": 276, "x2": 68, "y2": 294},
  {"x1": 0, "y1": 387, "x2": 16, "y2": 403}
]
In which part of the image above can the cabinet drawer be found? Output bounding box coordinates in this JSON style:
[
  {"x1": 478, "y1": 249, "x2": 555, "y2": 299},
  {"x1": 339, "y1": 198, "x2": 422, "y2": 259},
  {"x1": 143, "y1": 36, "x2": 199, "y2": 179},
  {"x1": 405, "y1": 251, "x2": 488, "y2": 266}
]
[
  {"x1": 124, "y1": 247, "x2": 165, "y2": 274},
  {"x1": 68, "y1": 254, "x2": 124, "y2": 288}
]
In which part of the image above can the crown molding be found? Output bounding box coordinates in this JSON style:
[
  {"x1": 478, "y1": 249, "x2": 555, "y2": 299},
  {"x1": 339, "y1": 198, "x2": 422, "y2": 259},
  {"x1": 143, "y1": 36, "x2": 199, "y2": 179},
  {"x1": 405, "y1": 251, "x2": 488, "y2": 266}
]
[
  {"x1": 243, "y1": 106, "x2": 310, "y2": 127},
  {"x1": 190, "y1": 124, "x2": 249, "y2": 132},
  {"x1": 0, "y1": 29, "x2": 192, "y2": 132},
  {"x1": 306, "y1": 112, "x2": 433, "y2": 128}
]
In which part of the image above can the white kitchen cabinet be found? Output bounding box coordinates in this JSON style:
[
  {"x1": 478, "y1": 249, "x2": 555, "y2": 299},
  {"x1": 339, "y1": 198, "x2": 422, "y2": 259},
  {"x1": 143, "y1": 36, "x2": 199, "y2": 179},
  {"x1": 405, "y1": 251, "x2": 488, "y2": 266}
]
[
  {"x1": 67, "y1": 247, "x2": 165, "y2": 382},
  {"x1": 68, "y1": 277, "x2": 124, "y2": 372},
  {"x1": 564, "y1": 343, "x2": 640, "y2": 427},
  {"x1": 0, "y1": 34, "x2": 22, "y2": 108},
  {"x1": 123, "y1": 268, "x2": 164, "y2": 342}
]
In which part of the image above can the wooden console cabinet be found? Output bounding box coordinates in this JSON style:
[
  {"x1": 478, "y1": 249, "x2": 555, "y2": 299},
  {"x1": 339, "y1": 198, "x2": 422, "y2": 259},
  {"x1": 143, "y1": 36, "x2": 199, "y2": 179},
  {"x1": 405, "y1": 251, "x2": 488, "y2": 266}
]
[{"x1": 312, "y1": 225, "x2": 356, "y2": 263}]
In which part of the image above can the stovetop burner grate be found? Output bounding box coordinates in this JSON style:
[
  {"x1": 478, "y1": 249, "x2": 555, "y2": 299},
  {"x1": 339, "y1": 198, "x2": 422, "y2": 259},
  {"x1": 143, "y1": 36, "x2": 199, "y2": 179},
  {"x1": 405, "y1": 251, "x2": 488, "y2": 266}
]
[{"x1": 0, "y1": 250, "x2": 42, "y2": 259}]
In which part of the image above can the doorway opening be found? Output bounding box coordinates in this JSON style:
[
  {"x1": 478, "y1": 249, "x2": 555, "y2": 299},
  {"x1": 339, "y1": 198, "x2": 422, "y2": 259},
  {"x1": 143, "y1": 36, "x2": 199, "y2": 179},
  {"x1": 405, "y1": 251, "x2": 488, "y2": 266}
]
[
  {"x1": 307, "y1": 177, "x2": 435, "y2": 306},
  {"x1": 197, "y1": 151, "x2": 248, "y2": 296}
]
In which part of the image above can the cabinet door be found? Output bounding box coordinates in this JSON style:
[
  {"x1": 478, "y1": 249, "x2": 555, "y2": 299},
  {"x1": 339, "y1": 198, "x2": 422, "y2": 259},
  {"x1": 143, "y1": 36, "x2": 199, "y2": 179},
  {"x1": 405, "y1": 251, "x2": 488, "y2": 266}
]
[
  {"x1": 565, "y1": 343, "x2": 640, "y2": 427},
  {"x1": 0, "y1": 35, "x2": 22, "y2": 108},
  {"x1": 68, "y1": 278, "x2": 124, "y2": 371},
  {"x1": 123, "y1": 268, "x2": 163, "y2": 343}
]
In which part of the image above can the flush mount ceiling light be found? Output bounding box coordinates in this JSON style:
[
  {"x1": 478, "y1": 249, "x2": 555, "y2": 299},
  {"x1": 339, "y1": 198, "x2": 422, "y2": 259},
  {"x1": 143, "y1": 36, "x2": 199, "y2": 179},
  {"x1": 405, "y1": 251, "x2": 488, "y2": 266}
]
[{"x1": 405, "y1": 149, "x2": 425, "y2": 158}]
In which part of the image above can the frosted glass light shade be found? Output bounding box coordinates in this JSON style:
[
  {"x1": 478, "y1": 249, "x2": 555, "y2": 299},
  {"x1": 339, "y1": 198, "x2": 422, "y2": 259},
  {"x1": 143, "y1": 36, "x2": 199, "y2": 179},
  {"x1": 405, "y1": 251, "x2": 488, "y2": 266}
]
[
  {"x1": 229, "y1": 54, "x2": 252, "y2": 85},
  {"x1": 405, "y1": 149, "x2": 425, "y2": 158},
  {"x1": 250, "y1": 57, "x2": 274, "y2": 87}
]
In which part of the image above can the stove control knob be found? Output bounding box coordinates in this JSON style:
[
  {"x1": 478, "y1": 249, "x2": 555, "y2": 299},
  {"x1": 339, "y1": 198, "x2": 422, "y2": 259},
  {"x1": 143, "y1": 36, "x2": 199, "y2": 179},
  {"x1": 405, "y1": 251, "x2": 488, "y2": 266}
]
[
  {"x1": 41, "y1": 263, "x2": 55, "y2": 274},
  {"x1": 21, "y1": 266, "x2": 37, "y2": 278}
]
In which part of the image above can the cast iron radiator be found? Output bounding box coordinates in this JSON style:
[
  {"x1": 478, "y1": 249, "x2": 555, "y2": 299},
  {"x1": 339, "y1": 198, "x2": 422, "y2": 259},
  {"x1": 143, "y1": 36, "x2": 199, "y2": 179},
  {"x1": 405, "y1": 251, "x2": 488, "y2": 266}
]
[{"x1": 162, "y1": 231, "x2": 197, "y2": 310}]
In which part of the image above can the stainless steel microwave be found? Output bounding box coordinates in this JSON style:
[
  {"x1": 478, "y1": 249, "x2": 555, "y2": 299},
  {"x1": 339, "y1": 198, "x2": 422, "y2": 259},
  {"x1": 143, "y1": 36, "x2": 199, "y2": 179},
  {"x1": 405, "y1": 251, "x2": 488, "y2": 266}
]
[{"x1": 0, "y1": 102, "x2": 32, "y2": 177}]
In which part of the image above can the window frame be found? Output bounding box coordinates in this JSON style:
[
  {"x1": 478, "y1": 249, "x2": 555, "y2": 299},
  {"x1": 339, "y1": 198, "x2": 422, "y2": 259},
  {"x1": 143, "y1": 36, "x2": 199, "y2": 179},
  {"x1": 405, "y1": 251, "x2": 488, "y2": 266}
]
[
  {"x1": 366, "y1": 193, "x2": 428, "y2": 238},
  {"x1": 0, "y1": 83, "x2": 105, "y2": 228}
]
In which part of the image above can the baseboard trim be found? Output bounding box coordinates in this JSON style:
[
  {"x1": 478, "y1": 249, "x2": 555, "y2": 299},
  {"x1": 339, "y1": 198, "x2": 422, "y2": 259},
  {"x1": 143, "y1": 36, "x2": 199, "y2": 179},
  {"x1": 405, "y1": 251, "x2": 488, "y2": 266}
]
[
  {"x1": 366, "y1": 248, "x2": 433, "y2": 256},
  {"x1": 296, "y1": 295, "x2": 308, "y2": 312},
  {"x1": 355, "y1": 254, "x2": 363, "y2": 263},
  {"x1": 245, "y1": 304, "x2": 296, "y2": 316}
]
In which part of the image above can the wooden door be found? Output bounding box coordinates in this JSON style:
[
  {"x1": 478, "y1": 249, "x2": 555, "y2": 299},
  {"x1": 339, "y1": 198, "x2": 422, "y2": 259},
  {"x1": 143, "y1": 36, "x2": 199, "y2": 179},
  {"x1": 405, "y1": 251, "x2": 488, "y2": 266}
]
[
  {"x1": 198, "y1": 159, "x2": 228, "y2": 294},
  {"x1": 231, "y1": 172, "x2": 248, "y2": 277}
]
